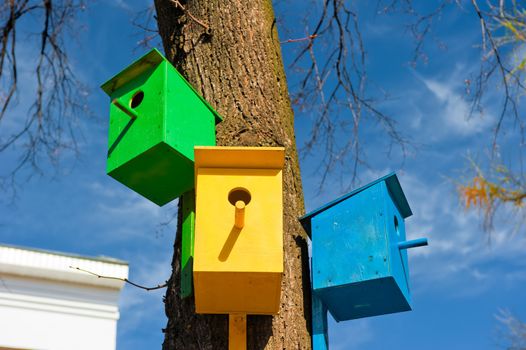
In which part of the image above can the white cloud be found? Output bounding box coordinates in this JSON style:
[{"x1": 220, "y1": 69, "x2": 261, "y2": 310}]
[
  {"x1": 98, "y1": 196, "x2": 163, "y2": 221},
  {"x1": 399, "y1": 171, "x2": 526, "y2": 297},
  {"x1": 420, "y1": 76, "x2": 494, "y2": 136},
  {"x1": 87, "y1": 180, "x2": 178, "y2": 242},
  {"x1": 111, "y1": 0, "x2": 131, "y2": 11}
]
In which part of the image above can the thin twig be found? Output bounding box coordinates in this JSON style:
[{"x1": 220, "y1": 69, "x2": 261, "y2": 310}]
[
  {"x1": 70, "y1": 266, "x2": 168, "y2": 291},
  {"x1": 0, "y1": 0, "x2": 88, "y2": 197},
  {"x1": 471, "y1": 0, "x2": 519, "y2": 152},
  {"x1": 280, "y1": 34, "x2": 318, "y2": 44},
  {"x1": 288, "y1": 0, "x2": 411, "y2": 190},
  {"x1": 169, "y1": 0, "x2": 209, "y2": 32}
]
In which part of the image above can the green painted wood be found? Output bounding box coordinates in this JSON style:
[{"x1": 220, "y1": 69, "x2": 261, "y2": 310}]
[
  {"x1": 101, "y1": 49, "x2": 221, "y2": 206},
  {"x1": 181, "y1": 189, "x2": 195, "y2": 298}
]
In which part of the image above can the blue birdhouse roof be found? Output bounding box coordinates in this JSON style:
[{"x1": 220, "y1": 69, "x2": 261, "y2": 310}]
[{"x1": 299, "y1": 172, "x2": 412, "y2": 237}]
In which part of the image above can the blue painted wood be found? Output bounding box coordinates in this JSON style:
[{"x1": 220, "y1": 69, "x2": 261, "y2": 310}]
[
  {"x1": 300, "y1": 173, "x2": 428, "y2": 346},
  {"x1": 311, "y1": 183, "x2": 389, "y2": 294},
  {"x1": 299, "y1": 173, "x2": 412, "y2": 237},
  {"x1": 399, "y1": 238, "x2": 429, "y2": 250},
  {"x1": 312, "y1": 292, "x2": 329, "y2": 350}
]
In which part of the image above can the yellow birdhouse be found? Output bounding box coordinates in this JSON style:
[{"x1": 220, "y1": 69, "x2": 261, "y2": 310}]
[{"x1": 193, "y1": 146, "x2": 284, "y2": 316}]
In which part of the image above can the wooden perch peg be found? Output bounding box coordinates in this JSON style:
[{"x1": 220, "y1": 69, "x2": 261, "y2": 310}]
[
  {"x1": 398, "y1": 238, "x2": 428, "y2": 250},
  {"x1": 112, "y1": 98, "x2": 138, "y2": 120},
  {"x1": 229, "y1": 313, "x2": 246, "y2": 350},
  {"x1": 235, "y1": 200, "x2": 245, "y2": 229}
]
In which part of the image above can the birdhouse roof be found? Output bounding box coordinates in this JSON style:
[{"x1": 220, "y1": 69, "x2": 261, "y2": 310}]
[
  {"x1": 299, "y1": 172, "x2": 412, "y2": 237},
  {"x1": 194, "y1": 146, "x2": 285, "y2": 170},
  {"x1": 100, "y1": 48, "x2": 223, "y2": 124}
]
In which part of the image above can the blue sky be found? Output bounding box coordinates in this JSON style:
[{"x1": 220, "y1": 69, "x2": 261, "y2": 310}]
[{"x1": 1, "y1": 1, "x2": 526, "y2": 349}]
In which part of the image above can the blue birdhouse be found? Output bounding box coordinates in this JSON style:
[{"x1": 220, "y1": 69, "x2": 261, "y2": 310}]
[{"x1": 299, "y1": 173, "x2": 428, "y2": 349}]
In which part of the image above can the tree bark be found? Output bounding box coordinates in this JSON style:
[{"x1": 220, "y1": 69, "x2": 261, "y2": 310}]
[{"x1": 154, "y1": 0, "x2": 311, "y2": 348}]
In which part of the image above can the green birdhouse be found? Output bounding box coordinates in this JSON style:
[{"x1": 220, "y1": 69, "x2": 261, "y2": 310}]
[{"x1": 101, "y1": 49, "x2": 222, "y2": 206}]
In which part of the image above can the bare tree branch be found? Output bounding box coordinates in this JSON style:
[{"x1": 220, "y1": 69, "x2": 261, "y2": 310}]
[
  {"x1": 132, "y1": 4, "x2": 160, "y2": 49},
  {"x1": 280, "y1": 34, "x2": 318, "y2": 44},
  {"x1": 470, "y1": 0, "x2": 521, "y2": 151},
  {"x1": 168, "y1": 0, "x2": 209, "y2": 32},
  {"x1": 70, "y1": 266, "x2": 168, "y2": 292},
  {"x1": 288, "y1": 0, "x2": 412, "y2": 190},
  {"x1": 495, "y1": 309, "x2": 526, "y2": 349},
  {"x1": 0, "y1": 0, "x2": 88, "y2": 196}
]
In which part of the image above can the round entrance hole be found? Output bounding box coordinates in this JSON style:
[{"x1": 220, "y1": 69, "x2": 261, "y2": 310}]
[
  {"x1": 130, "y1": 91, "x2": 144, "y2": 109},
  {"x1": 228, "y1": 188, "x2": 251, "y2": 206},
  {"x1": 394, "y1": 216, "x2": 400, "y2": 236}
]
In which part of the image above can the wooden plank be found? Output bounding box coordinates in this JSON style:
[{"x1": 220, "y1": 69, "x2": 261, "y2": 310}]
[
  {"x1": 181, "y1": 189, "x2": 195, "y2": 298},
  {"x1": 194, "y1": 146, "x2": 285, "y2": 169},
  {"x1": 312, "y1": 292, "x2": 328, "y2": 350},
  {"x1": 229, "y1": 314, "x2": 246, "y2": 350}
]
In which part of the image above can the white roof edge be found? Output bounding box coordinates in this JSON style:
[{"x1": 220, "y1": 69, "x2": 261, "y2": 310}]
[
  {"x1": 0, "y1": 245, "x2": 129, "y2": 290},
  {"x1": 0, "y1": 243, "x2": 128, "y2": 265}
]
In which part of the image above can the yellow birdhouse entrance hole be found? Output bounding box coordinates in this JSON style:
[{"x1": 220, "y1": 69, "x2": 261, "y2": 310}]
[
  {"x1": 193, "y1": 146, "x2": 285, "y2": 317},
  {"x1": 229, "y1": 188, "x2": 251, "y2": 229}
]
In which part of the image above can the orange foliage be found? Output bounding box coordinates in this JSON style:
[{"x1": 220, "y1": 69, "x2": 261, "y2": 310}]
[
  {"x1": 461, "y1": 176, "x2": 491, "y2": 209},
  {"x1": 460, "y1": 175, "x2": 526, "y2": 210}
]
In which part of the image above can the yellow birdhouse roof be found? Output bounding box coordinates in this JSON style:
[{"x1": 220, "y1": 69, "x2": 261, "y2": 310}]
[{"x1": 194, "y1": 146, "x2": 285, "y2": 169}]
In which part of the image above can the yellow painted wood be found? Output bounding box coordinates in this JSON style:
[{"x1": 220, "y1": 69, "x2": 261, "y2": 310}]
[
  {"x1": 234, "y1": 201, "x2": 245, "y2": 229},
  {"x1": 194, "y1": 271, "x2": 282, "y2": 314},
  {"x1": 194, "y1": 146, "x2": 284, "y2": 169},
  {"x1": 229, "y1": 314, "x2": 247, "y2": 350},
  {"x1": 193, "y1": 146, "x2": 284, "y2": 315}
]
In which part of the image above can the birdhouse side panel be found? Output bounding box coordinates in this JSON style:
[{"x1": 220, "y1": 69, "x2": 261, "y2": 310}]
[
  {"x1": 194, "y1": 168, "x2": 283, "y2": 273},
  {"x1": 383, "y1": 183, "x2": 411, "y2": 303},
  {"x1": 311, "y1": 182, "x2": 389, "y2": 292},
  {"x1": 106, "y1": 64, "x2": 166, "y2": 174},
  {"x1": 165, "y1": 68, "x2": 217, "y2": 162}
]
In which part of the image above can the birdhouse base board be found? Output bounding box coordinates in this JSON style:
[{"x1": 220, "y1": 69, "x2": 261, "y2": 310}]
[
  {"x1": 316, "y1": 276, "x2": 411, "y2": 321},
  {"x1": 193, "y1": 271, "x2": 281, "y2": 315},
  {"x1": 107, "y1": 142, "x2": 193, "y2": 206}
]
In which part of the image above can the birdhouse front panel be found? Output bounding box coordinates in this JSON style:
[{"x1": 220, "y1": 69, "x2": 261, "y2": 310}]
[
  {"x1": 311, "y1": 183, "x2": 389, "y2": 291},
  {"x1": 106, "y1": 58, "x2": 165, "y2": 171},
  {"x1": 193, "y1": 147, "x2": 284, "y2": 315},
  {"x1": 101, "y1": 49, "x2": 221, "y2": 206}
]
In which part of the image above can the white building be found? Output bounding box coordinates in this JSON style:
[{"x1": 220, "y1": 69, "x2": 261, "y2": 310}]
[{"x1": 0, "y1": 244, "x2": 128, "y2": 350}]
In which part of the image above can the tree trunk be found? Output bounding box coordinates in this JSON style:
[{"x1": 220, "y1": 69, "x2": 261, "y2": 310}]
[{"x1": 154, "y1": 0, "x2": 311, "y2": 348}]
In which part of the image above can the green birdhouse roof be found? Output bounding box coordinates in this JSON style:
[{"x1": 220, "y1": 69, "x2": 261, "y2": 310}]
[{"x1": 101, "y1": 48, "x2": 223, "y2": 124}]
